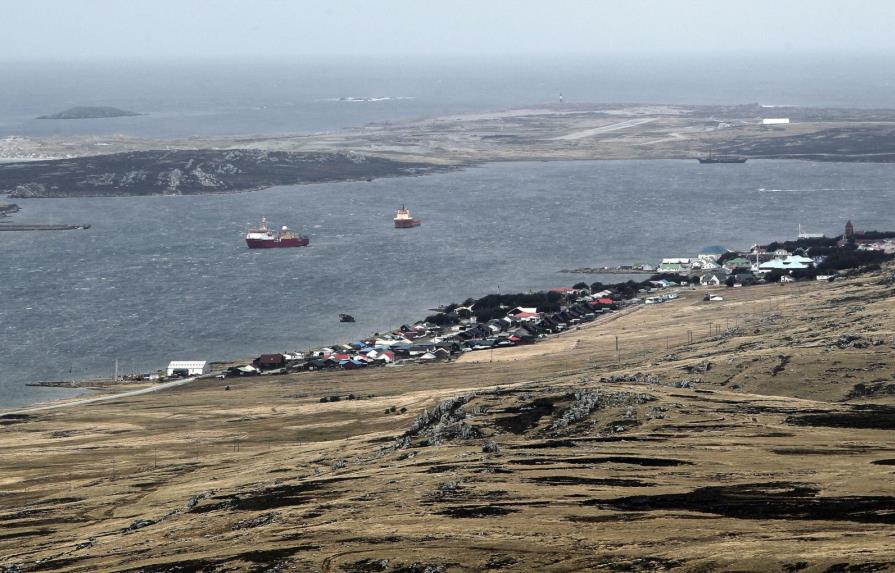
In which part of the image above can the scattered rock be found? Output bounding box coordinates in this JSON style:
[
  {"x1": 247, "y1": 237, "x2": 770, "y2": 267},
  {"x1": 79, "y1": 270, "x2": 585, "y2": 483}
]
[
  {"x1": 481, "y1": 440, "x2": 501, "y2": 454},
  {"x1": 232, "y1": 512, "x2": 277, "y2": 530}
]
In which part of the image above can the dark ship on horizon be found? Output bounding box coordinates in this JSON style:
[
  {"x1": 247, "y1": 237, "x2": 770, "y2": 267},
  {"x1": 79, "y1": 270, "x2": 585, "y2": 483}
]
[{"x1": 698, "y1": 146, "x2": 747, "y2": 164}]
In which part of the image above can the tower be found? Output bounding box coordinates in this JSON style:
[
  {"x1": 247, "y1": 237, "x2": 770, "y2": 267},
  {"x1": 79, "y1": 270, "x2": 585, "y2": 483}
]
[{"x1": 845, "y1": 220, "x2": 855, "y2": 240}]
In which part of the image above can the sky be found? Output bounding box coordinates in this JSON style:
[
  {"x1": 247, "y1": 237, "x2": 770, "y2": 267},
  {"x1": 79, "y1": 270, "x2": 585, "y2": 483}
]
[{"x1": 3, "y1": 0, "x2": 895, "y2": 61}]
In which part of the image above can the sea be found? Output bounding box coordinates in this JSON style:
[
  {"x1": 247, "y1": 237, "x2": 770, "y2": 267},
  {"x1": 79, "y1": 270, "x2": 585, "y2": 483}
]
[{"x1": 2, "y1": 54, "x2": 895, "y2": 409}]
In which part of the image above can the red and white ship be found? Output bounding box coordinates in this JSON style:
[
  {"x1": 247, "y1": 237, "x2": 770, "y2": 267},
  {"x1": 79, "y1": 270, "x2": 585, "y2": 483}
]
[
  {"x1": 245, "y1": 217, "x2": 309, "y2": 248},
  {"x1": 394, "y1": 205, "x2": 421, "y2": 228}
]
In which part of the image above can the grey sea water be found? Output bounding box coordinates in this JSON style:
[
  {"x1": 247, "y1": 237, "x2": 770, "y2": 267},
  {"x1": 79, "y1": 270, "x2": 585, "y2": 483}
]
[
  {"x1": 2, "y1": 54, "x2": 895, "y2": 139},
  {"x1": 3, "y1": 55, "x2": 895, "y2": 408},
  {"x1": 2, "y1": 159, "x2": 894, "y2": 408}
]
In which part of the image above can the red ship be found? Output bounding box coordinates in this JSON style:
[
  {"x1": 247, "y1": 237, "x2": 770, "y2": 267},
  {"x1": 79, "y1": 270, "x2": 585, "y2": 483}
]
[
  {"x1": 245, "y1": 217, "x2": 309, "y2": 248},
  {"x1": 394, "y1": 205, "x2": 421, "y2": 228}
]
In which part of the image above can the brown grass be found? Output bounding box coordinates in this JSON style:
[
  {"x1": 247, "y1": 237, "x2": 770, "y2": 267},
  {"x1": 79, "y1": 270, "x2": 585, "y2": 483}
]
[{"x1": 2, "y1": 271, "x2": 895, "y2": 572}]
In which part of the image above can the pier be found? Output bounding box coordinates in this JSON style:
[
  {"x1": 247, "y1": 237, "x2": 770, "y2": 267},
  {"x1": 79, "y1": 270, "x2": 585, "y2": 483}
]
[{"x1": 0, "y1": 223, "x2": 90, "y2": 231}]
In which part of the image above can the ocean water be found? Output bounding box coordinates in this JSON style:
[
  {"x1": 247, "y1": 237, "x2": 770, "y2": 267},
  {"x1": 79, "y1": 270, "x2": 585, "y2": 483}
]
[
  {"x1": 3, "y1": 55, "x2": 895, "y2": 408},
  {"x1": 1, "y1": 54, "x2": 895, "y2": 139},
  {"x1": 2, "y1": 159, "x2": 894, "y2": 409}
]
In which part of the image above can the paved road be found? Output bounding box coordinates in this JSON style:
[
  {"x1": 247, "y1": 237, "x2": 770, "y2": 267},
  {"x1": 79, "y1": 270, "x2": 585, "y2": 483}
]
[{"x1": 0, "y1": 376, "x2": 200, "y2": 417}]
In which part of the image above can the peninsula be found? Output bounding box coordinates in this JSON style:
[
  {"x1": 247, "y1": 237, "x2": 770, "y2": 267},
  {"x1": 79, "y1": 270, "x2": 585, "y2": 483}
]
[{"x1": 5, "y1": 102, "x2": 895, "y2": 197}]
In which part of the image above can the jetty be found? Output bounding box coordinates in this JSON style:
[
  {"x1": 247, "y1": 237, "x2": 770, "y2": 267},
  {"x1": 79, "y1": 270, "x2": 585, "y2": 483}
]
[
  {"x1": 561, "y1": 266, "x2": 656, "y2": 275},
  {"x1": 0, "y1": 223, "x2": 90, "y2": 231}
]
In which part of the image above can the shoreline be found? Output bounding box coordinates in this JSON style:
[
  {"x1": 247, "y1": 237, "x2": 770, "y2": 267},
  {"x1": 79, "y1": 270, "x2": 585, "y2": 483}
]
[
  {"x1": 5, "y1": 225, "x2": 890, "y2": 412},
  {"x1": 3, "y1": 154, "x2": 895, "y2": 200},
  {"x1": 6, "y1": 101, "x2": 895, "y2": 197},
  {"x1": 3, "y1": 263, "x2": 894, "y2": 570}
]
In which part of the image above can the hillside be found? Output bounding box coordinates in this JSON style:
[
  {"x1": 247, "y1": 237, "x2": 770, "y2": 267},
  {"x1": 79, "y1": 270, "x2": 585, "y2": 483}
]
[{"x1": 1, "y1": 268, "x2": 894, "y2": 571}]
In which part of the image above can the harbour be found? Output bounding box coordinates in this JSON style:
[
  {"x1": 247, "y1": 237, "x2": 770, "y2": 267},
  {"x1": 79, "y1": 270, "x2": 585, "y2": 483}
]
[{"x1": 2, "y1": 158, "x2": 893, "y2": 408}]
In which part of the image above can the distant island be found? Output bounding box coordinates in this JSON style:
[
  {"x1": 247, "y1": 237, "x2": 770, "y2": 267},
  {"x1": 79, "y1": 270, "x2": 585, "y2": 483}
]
[{"x1": 36, "y1": 106, "x2": 141, "y2": 120}]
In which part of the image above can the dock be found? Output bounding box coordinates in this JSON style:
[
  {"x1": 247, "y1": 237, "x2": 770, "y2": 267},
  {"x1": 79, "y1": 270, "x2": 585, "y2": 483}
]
[{"x1": 0, "y1": 223, "x2": 90, "y2": 231}]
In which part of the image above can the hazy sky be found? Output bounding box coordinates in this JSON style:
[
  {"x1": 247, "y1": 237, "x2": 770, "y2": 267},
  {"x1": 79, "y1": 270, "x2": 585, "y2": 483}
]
[{"x1": 4, "y1": 0, "x2": 895, "y2": 60}]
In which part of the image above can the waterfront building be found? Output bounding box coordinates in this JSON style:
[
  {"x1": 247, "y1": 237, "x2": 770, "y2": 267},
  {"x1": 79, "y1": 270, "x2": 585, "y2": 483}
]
[{"x1": 165, "y1": 360, "x2": 210, "y2": 377}]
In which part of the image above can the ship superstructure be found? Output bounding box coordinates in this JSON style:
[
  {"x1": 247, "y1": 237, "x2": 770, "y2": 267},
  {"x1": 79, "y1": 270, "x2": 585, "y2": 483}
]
[
  {"x1": 394, "y1": 205, "x2": 421, "y2": 228},
  {"x1": 245, "y1": 217, "x2": 309, "y2": 248}
]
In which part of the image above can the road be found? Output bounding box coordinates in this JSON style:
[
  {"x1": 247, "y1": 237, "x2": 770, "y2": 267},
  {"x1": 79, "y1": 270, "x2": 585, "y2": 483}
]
[{"x1": 0, "y1": 376, "x2": 200, "y2": 417}]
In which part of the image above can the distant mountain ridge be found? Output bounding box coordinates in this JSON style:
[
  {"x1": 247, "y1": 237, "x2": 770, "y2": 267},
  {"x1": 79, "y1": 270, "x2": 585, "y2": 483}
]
[{"x1": 37, "y1": 106, "x2": 141, "y2": 120}]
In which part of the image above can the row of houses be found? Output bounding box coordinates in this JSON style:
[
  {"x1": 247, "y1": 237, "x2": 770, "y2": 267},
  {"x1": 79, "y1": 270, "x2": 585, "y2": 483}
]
[{"x1": 226, "y1": 291, "x2": 626, "y2": 376}]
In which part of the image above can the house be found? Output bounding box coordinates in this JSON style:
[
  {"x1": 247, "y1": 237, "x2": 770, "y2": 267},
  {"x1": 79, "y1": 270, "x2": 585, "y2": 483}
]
[
  {"x1": 508, "y1": 311, "x2": 539, "y2": 323},
  {"x1": 734, "y1": 272, "x2": 757, "y2": 285},
  {"x1": 432, "y1": 348, "x2": 451, "y2": 360},
  {"x1": 759, "y1": 255, "x2": 814, "y2": 272},
  {"x1": 659, "y1": 258, "x2": 691, "y2": 272},
  {"x1": 723, "y1": 257, "x2": 752, "y2": 271},
  {"x1": 166, "y1": 360, "x2": 210, "y2": 377},
  {"x1": 253, "y1": 354, "x2": 287, "y2": 370},
  {"x1": 780, "y1": 274, "x2": 796, "y2": 283},
  {"x1": 507, "y1": 306, "x2": 537, "y2": 317},
  {"x1": 225, "y1": 364, "x2": 259, "y2": 377},
  {"x1": 700, "y1": 272, "x2": 727, "y2": 286},
  {"x1": 698, "y1": 247, "x2": 726, "y2": 262}
]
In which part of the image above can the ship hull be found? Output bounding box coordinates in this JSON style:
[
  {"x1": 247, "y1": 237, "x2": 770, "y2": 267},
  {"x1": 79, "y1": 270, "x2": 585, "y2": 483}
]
[
  {"x1": 394, "y1": 219, "x2": 421, "y2": 228},
  {"x1": 246, "y1": 237, "x2": 310, "y2": 248}
]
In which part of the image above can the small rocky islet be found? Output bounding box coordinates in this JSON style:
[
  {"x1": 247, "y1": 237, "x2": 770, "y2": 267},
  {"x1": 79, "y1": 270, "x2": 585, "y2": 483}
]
[{"x1": 36, "y1": 106, "x2": 142, "y2": 120}]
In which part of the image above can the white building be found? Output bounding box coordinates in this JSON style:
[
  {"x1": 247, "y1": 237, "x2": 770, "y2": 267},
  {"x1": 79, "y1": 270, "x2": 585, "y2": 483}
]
[
  {"x1": 166, "y1": 360, "x2": 210, "y2": 377},
  {"x1": 762, "y1": 118, "x2": 790, "y2": 125},
  {"x1": 759, "y1": 255, "x2": 814, "y2": 272}
]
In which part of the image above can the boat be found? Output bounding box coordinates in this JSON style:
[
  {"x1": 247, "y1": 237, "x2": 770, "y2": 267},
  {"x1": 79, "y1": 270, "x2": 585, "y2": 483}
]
[
  {"x1": 698, "y1": 147, "x2": 747, "y2": 164},
  {"x1": 245, "y1": 217, "x2": 309, "y2": 248},
  {"x1": 339, "y1": 314, "x2": 356, "y2": 323},
  {"x1": 698, "y1": 156, "x2": 747, "y2": 164},
  {"x1": 394, "y1": 205, "x2": 421, "y2": 228}
]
